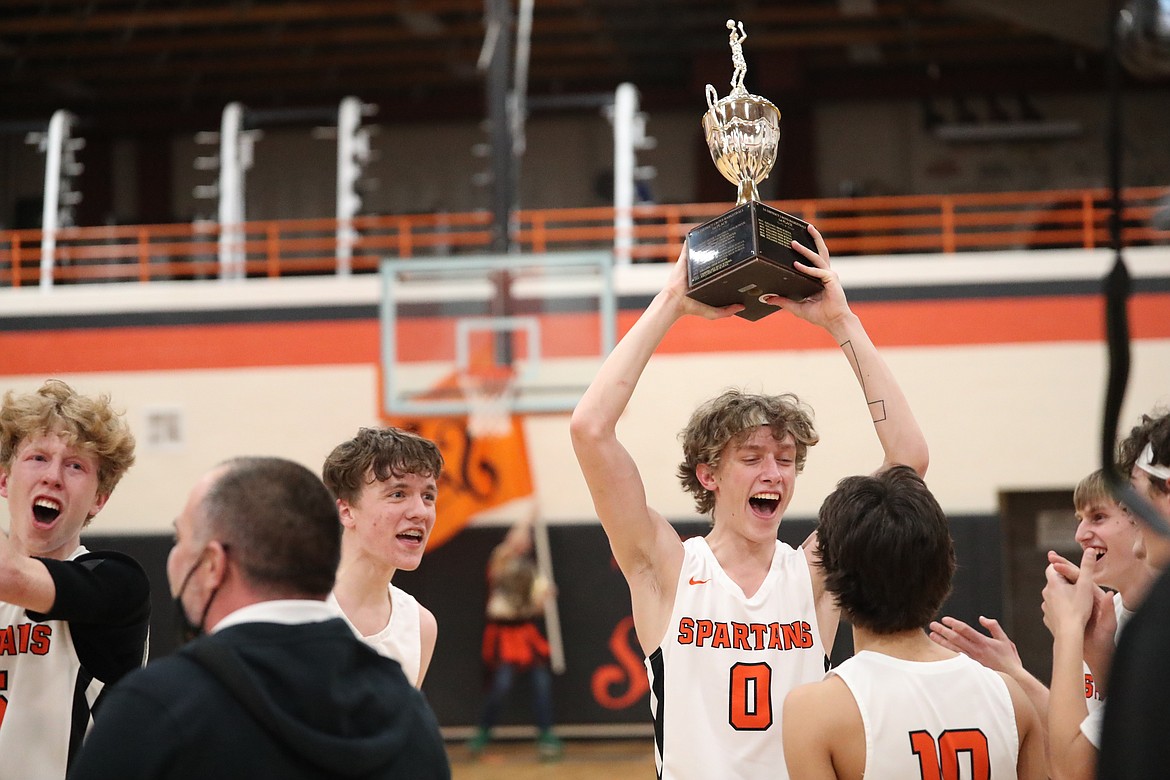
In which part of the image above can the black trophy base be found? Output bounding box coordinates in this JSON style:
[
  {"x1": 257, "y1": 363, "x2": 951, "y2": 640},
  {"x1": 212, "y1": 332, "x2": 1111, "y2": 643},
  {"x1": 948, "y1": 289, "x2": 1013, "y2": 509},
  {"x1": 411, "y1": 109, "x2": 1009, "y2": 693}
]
[{"x1": 685, "y1": 201, "x2": 823, "y2": 322}]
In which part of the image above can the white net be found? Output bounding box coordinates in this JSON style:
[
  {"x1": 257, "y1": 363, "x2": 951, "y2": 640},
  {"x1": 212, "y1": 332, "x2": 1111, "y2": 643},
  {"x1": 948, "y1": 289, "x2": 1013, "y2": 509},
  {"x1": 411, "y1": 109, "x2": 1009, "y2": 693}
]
[{"x1": 457, "y1": 372, "x2": 516, "y2": 439}]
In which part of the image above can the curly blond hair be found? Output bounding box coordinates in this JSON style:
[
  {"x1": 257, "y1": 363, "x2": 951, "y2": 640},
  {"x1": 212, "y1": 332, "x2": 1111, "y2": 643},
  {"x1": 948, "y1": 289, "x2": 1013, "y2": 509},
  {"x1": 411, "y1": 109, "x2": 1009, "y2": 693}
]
[
  {"x1": 0, "y1": 379, "x2": 136, "y2": 497},
  {"x1": 677, "y1": 389, "x2": 819, "y2": 517}
]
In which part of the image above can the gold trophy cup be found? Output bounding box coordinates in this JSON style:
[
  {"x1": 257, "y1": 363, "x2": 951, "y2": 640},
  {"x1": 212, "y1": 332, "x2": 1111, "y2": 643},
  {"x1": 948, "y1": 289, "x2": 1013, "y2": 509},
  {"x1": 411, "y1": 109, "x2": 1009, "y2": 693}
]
[{"x1": 685, "y1": 20, "x2": 822, "y2": 321}]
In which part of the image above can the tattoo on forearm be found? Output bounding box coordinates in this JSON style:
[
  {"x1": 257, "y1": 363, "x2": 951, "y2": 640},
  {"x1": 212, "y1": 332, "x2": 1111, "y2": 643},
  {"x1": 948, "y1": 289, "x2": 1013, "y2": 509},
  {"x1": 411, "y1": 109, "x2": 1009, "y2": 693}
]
[{"x1": 840, "y1": 339, "x2": 888, "y2": 423}]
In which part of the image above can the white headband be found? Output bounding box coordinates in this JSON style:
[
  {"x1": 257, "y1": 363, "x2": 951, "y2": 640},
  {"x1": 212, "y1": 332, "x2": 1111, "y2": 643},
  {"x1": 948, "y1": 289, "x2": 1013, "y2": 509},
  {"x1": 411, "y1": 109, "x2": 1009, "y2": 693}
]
[{"x1": 1136, "y1": 442, "x2": 1170, "y2": 481}]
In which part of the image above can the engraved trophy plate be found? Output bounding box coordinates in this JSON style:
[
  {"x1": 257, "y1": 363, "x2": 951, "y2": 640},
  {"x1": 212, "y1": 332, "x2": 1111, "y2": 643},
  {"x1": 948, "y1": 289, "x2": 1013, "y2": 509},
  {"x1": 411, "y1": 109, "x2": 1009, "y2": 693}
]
[{"x1": 686, "y1": 20, "x2": 823, "y2": 322}]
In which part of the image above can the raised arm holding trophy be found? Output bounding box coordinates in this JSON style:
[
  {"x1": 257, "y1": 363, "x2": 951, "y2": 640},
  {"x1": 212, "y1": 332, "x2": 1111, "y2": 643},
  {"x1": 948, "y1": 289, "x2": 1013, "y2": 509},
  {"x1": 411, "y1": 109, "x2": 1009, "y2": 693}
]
[
  {"x1": 686, "y1": 19, "x2": 823, "y2": 321},
  {"x1": 569, "y1": 18, "x2": 929, "y2": 766}
]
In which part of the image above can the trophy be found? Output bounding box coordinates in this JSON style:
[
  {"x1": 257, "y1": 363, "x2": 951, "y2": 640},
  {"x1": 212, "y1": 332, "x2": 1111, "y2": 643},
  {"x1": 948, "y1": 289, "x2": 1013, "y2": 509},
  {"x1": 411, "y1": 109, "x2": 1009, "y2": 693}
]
[{"x1": 686, "y1": 20, "x2": 823, "y2": 321}]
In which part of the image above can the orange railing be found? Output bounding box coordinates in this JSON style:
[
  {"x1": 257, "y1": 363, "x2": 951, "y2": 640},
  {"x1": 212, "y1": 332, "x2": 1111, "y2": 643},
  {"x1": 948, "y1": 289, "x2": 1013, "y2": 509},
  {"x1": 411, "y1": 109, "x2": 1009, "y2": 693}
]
[{"x1": 2, "y1": 187, "x2": 1167, "y2": 287}]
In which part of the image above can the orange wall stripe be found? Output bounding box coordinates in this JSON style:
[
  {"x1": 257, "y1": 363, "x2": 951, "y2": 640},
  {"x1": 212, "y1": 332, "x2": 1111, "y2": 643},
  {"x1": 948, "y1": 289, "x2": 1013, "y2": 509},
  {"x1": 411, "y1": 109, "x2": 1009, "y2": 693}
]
[
  {"x1": 659, "y1": 293, "x2": 1169, "y2": 352},
  {"x1": 1, "y1": 321, "x2": 380, "y2": 375},
  {"x1": 2, "y1": 293, "x2": 1167, "y2": 376}
]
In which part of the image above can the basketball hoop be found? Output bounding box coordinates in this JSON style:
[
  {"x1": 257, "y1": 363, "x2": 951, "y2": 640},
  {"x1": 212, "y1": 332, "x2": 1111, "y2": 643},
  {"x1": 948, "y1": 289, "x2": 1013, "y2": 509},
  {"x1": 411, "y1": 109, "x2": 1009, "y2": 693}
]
[{"x1": 457, "y1": 368, "x2": 517, "y2": 439}]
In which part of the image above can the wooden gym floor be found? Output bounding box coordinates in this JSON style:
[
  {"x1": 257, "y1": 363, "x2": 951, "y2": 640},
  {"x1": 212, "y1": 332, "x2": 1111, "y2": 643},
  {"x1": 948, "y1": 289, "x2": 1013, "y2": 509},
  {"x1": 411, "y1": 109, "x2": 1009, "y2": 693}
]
[{"x1": 449, "y1": 738, "x2": 656, "y2": 779}]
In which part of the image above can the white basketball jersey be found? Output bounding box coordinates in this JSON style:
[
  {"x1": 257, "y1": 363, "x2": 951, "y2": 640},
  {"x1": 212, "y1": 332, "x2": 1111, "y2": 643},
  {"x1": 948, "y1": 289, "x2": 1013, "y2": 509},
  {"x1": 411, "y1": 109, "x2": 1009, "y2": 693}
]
[
  {"x1": 0, "y1": 547, "x2": 106, "y2": 780},
  {"x1": 1085, "y1": 592, "x2": 1126, "y2": 713},
  {"x1": 1081, "y1": 591, "x2": 1134, "y2": 747},
  {"x1": 647, "y1": 536, "x2": 825, "y2": 780},
  {"x1": 329, "y1": 584, "x2": 423, "y2": 686},
  {"x1": 830, "y1": 651, "x2": 1020, "y2": 780}
]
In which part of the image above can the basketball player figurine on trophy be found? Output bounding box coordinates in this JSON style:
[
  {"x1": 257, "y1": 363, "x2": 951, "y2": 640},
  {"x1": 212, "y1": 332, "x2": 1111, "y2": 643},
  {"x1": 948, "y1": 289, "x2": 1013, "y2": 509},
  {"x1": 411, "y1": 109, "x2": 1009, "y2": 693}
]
[{"x1": 685, "y1": 20, "x2": 823, "y2": 321}]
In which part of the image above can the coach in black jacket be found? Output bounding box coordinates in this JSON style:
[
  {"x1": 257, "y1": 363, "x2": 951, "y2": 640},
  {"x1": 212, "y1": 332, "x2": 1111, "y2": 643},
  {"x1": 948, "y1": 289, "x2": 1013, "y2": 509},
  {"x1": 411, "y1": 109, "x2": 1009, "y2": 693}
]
[{"x1": 69, "y1": 457, "x2": 450, "y2": 780}]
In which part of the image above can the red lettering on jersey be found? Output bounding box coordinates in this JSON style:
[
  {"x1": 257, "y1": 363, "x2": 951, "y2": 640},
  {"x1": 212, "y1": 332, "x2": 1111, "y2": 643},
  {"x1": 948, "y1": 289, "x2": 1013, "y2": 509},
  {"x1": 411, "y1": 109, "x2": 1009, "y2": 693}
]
[
  {"x1": 1084, "y1": 673, "x2": 1100, "y2": 700},
  {"x1": 729, "y1": 662, "x2": 774, "y2": 731},
  {"x1": 731, "y1": 622, "x2": 750, "y2": 650},
  {"x1": 909, "y1": 731, "x2": 943, "y2": 780},
  {"x1": 0, "y1": 624, "x2": 51, "y2": 655},
  {"x1": 694, "y1": 620, "x2": 714, "y2": 647},
  {"x1": 677, "y1": 619, "x2": 812, "y2": 652},
  {"x1": 796, "y1": 621, "x2": 813, "y2": 648},
  {"x1": 939, "y1": 730, "x2": 990, "y2": 778},
  {"x1": 30, "y1": 625, "x2": 51, "y2": 655},
  {"x1": 910, "y1": 728, "x2": 991, "y2": 780},
  {"x1": 591, "y1": 616, "x2": 650, "y2": 710}
]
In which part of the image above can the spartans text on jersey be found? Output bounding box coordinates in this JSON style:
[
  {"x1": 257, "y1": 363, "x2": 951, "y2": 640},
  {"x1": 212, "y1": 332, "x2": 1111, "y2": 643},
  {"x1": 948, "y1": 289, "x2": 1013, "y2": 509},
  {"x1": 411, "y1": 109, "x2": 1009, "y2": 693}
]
[{"x1": 676, "y1": 618, "x2": 813, "y2": 650}]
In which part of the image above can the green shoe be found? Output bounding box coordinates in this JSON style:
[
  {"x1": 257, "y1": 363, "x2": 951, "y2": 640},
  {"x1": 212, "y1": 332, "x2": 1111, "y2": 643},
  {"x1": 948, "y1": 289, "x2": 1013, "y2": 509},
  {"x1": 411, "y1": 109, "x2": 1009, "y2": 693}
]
[
  {"x1": 536, "y1": 730, "x2": 564, "y2": 761},
  {"x1": 467, "y1": 727, "x2": 491, "y2": 757}
]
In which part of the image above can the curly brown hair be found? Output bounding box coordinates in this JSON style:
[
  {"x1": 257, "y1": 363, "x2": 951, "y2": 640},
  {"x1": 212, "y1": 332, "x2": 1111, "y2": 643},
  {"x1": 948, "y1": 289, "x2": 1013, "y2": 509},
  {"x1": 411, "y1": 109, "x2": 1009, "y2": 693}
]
[
  {"x1": 322, "y1": 426, "x2": 444, "y2": 504},
  {"x1": 0, "y1": 379, "x2": 136, "y2": 498},
  {"x1": 1118, "y1": 408, "x2": 1170, "y2": 496},
  {"x1": 677, "y1": 389, "x2": 819, "y2": 517}
]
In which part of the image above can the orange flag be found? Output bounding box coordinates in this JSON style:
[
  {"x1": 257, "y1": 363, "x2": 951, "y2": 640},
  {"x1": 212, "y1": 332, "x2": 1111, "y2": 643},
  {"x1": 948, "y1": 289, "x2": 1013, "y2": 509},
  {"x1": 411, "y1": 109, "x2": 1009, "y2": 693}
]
[{"x1": 382, "y1": 410, "x2": 534, "y2": 551}]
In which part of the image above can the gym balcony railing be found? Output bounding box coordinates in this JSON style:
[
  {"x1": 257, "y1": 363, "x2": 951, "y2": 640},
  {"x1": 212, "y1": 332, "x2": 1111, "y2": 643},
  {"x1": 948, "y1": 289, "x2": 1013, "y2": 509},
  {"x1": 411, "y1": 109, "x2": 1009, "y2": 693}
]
[{"x1": 2, "y1": 186, "x2": 1168, "y2": 287}]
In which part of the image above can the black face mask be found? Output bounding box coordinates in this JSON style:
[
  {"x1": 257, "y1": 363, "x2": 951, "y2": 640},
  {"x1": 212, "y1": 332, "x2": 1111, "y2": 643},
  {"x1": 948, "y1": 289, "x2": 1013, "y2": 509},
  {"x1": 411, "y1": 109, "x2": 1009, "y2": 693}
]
[{"x1": 172, "y1": 546, "x2": 226, "y2": 645}]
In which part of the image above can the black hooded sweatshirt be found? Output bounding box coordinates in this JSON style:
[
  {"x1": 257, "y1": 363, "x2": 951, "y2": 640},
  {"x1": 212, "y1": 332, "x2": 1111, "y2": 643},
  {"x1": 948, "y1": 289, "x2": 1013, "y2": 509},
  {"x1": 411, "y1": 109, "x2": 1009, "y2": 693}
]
[{"x1": 68, "y1": 618, "x2": 451, "y2": 780}]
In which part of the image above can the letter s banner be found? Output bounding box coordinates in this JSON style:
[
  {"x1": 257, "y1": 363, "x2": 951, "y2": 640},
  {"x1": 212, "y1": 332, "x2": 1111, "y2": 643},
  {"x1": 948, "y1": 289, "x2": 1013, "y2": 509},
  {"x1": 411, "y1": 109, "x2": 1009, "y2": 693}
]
[{"x1": 591, "y1": 616, "x2": 650, "y2": 710}]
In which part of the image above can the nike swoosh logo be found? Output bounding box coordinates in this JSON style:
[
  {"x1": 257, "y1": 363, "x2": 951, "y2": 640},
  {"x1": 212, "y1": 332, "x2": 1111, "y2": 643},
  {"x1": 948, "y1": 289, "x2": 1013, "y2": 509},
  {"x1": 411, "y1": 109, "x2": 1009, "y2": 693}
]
[{"x1": 689, "y1": 577, "x2": 710, "y2": 585}]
